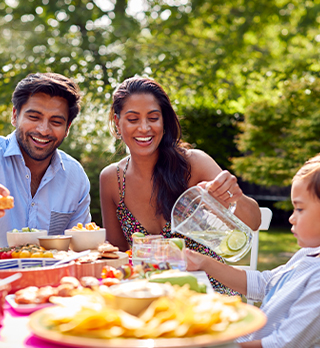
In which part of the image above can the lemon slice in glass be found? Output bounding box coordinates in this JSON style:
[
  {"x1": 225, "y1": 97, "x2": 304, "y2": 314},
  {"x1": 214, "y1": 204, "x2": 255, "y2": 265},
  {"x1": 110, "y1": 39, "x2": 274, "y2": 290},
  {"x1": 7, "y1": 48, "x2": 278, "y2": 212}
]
[{"x1": 227, "y1": 231, "x2": 247, "y2": 251}]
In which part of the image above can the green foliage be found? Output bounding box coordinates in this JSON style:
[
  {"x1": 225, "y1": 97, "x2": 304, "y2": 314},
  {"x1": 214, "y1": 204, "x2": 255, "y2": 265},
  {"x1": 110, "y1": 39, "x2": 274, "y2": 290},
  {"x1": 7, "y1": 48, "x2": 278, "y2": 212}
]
[
  {"x1": 232, "y1": 76, "x2": 320, "y2": 189},
  {"x1": 2, "y1": 0, "x2": 320, "y2": 219},
  {"x1": 179, "y1": 105, "x2": 241, "y2": 170}
]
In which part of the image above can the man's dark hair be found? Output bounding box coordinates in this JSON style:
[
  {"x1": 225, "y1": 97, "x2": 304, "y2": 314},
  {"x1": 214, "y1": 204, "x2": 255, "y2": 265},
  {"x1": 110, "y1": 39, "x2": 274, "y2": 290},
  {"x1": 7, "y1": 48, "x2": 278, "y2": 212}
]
[{"x1": 12, "y1": 72, "x2": 81, "y2": 126}]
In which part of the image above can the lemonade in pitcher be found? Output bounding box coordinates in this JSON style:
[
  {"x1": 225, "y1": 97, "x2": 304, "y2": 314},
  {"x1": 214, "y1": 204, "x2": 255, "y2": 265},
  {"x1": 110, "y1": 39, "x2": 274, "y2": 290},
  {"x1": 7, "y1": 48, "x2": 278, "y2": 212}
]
[{"x1": 171, "y1": 186, "x2": 253, "y2": 263}]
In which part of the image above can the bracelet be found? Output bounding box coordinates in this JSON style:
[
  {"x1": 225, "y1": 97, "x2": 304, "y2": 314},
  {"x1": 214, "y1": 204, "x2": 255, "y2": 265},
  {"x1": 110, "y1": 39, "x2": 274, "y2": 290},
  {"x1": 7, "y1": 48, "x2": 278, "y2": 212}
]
[{"x1": 228, "y1": 202, "x2": 237, "y2": 214}]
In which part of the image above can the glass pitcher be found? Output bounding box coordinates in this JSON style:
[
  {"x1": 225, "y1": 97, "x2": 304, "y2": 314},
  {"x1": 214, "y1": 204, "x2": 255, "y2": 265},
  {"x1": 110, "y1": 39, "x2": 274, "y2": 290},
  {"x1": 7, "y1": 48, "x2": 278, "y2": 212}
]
[{"x1": 171, "y1": 186, "x2": 253, "y2": 262}]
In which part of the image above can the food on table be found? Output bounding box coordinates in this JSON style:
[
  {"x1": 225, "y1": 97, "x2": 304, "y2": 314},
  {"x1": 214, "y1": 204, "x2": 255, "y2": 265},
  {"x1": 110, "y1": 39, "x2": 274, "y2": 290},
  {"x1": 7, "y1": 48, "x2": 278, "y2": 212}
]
[
  {"x1": 101, "y1": 264, "x2": 134, "y2": 280},
  {"x1": 97, "y1": 242, "x2": 119, "y2": 259},
  {"x1": 169, "y1": 237, "x2": 185, "y2": 250},
  {"x1": 148, "y1": 270, "x2": 207, "y2": 293},
  {"x1": 71, "y1": 222, "x2": 100, "y2": 230},
  {"x1": 101, "y1": 277, "x2": 121, "y2": 287},
  {"x1": 0, "y1": 195, "x2": 14, "y2": 210},
  {"x1": 14, "y1": 276, "x2": 82, "y2": 305},
  {"x1": 41, "y1": 283, "x2": 246, "y2": 339},
  {"x1": 100, "y1": 262, "x2": 170, "y2": 282},
  {"x1": 131, "y1": 232, "x2": 145, "y2": 238},
  {"x1": 10, "y1": 227, "x2": 41, "y2": 233},
  {"x1": 60, "y1": 276, "x2": 80, "y2": 288},
  {"x1": 0, "y1": 244, "x2": 54, "y2": 259},
  {"x1": 80, "y1": 276, "x2": 100, "y2": 289}
]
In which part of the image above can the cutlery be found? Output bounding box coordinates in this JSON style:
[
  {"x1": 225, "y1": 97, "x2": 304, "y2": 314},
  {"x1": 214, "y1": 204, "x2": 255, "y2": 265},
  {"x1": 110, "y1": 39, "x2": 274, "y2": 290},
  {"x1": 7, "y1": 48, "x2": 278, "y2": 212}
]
[
  {"x1": 53, "y1": 249, "x2": 91, "y2": 267},
  {"x1": 0, "y1": 273, "x2": 22, "y2": 287}
]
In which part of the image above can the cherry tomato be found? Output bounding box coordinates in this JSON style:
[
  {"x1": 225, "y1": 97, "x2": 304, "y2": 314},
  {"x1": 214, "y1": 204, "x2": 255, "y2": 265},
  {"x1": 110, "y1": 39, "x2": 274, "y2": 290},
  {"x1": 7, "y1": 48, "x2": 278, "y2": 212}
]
[
  {"x1": 0, "y1": 252, "x2": 7, "y2": 259},
  {"x1": 42, "y1": 251, "x2": 53, "y2": 258},
  {"x1": 30, "y1": 251, "x2": 43, "y2": 258},
  {"x1": 11, "y1": 250, "x2": 20, "y2": 258},
  {"x1": 19, "y1": 250, "x2": 31, "y2": 258}
]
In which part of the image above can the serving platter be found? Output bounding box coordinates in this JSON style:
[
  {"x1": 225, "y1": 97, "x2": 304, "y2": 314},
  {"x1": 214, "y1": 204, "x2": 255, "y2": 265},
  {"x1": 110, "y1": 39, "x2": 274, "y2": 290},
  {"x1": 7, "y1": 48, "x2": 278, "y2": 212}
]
[
  {"x1": 5, "y1": 294, "x2": 53, "y2": 314},
  {"x1": 29, "y1": 303, "x2": 266, "y2": 348}
]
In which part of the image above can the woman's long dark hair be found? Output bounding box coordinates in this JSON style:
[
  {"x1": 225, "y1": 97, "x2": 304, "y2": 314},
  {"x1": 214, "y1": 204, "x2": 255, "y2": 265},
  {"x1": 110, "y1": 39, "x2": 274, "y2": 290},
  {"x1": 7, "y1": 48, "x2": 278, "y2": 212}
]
[{"x1": 109, "y1": 77, "x2": 191, "y2": 221}]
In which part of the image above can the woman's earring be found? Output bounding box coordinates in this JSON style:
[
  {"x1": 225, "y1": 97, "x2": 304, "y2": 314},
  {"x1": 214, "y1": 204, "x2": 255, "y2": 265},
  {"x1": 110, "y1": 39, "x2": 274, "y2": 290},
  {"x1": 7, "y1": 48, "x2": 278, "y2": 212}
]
[{"x1": 116, "y1": 128, "x2": 122, "y2": 139}]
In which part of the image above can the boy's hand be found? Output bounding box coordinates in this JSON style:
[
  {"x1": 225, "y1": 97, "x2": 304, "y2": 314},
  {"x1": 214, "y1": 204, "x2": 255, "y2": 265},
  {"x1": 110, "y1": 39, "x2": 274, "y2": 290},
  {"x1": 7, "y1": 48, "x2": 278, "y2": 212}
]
[{"x1": 186, "y1": 248, "x2": 205, "y2": 271}]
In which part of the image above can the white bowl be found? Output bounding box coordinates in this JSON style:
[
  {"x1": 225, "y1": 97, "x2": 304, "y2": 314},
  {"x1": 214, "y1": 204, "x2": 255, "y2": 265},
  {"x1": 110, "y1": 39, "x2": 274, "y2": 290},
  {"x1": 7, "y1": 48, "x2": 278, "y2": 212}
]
[
  {"x1": 64, "y1": 229, "x2": 106, "y2": 252},
  {"x1": 6, "y1": 230, "x2": 48, "y2": 247}
]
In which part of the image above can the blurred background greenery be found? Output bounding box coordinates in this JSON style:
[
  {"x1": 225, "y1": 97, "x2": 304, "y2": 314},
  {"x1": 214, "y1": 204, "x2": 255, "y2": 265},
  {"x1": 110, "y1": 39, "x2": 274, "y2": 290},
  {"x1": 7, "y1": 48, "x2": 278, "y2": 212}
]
[{"x1": 1, "y1": 0, "x2": 320, "y2": 227}]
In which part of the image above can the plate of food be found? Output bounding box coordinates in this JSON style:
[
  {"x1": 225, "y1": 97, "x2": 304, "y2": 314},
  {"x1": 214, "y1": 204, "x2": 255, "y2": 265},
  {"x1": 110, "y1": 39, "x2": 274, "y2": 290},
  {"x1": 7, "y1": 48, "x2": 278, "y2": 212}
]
[
  {"x1": 29, "y1": 284, "x2": 267, "y2": 348},
  {"x1": 5, "y1": 294, "x2": 53, "y2": 314}
]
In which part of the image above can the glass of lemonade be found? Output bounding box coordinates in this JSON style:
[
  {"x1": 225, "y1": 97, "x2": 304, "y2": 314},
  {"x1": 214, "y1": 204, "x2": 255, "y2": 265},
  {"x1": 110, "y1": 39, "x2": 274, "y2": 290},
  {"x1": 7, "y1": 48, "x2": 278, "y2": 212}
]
[
  {"x1": 171, "y1": 186, "x2": 253, "y2": 262},
  {"x1": 132, "y1": 234, "x2": 164, "y2": 266},
  {"x1": 150, "y1": 238, "x2": 187, "y2": 271}
]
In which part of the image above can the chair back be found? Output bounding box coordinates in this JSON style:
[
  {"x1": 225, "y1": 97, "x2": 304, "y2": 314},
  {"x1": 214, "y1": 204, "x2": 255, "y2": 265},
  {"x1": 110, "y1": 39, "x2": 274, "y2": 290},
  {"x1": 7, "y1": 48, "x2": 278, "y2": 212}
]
[{"x1": 234, "y1": 207, "x2": 273, "y2": 305}]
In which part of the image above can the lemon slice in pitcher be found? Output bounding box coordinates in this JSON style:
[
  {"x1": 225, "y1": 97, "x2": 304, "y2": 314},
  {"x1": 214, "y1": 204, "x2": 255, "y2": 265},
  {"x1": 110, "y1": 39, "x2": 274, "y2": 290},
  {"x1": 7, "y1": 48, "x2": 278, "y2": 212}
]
[
  {"x1": 218, "y1": 237, "x2": 237, "y2": 256},
  {"x1": 227, "y1": 230, "x2": 247, "y2": 251}
]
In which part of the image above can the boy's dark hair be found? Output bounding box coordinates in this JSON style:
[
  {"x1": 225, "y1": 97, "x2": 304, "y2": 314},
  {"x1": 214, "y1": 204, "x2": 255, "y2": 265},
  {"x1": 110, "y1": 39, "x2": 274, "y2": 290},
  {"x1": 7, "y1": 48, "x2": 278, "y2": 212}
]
[
  {"x1": 12, "y1": 72, "x2": 81, "y2": 126},
  {"x1": 293, "y1": 154, "x2": 320, "y2": 200}
]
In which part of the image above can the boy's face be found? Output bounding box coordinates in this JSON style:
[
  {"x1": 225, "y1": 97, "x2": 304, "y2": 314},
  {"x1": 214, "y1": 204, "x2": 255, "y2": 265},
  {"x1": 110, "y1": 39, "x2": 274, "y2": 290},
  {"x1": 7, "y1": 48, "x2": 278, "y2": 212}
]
[{"x1": 289, "y1": 178, "x2": 320, "y2": 248}]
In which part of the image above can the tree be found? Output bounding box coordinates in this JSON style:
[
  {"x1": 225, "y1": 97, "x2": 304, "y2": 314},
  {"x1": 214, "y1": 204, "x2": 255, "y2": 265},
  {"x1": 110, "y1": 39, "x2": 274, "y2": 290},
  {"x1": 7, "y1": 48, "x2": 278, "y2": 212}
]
[
  {"x1": 2, "y1": 0, "x2": 320, "y2": 219},
  {"x1": 232, "y1": 75, "x2": 320, "y2": 209}
]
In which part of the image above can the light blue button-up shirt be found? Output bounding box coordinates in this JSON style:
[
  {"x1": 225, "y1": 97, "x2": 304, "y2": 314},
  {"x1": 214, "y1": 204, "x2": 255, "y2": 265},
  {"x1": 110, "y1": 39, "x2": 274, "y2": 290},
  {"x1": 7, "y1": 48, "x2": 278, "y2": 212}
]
[
  {"x1": 238, "y1": 246, "x2": 320, "y2": 348},
  {"x1": 0, "y1": 131, "x2": 91, "y2": 247}
]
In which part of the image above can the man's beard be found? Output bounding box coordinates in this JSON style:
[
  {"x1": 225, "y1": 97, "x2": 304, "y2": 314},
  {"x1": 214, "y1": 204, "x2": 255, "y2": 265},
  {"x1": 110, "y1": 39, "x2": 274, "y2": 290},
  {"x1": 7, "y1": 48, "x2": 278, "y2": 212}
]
[{"x1": 15, "y1": 128, "x2": 63, "y2": 162}]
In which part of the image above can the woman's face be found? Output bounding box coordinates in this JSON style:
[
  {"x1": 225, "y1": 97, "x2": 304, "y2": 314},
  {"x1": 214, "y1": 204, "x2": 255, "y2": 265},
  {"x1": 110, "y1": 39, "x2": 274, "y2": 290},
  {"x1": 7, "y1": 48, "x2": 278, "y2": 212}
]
[
  {"x1": 289, "y1": 178, "x2": 320, "y2": 248},
  {"x1": 115, "y1": 93, "x2": 164, "y2": 158}
]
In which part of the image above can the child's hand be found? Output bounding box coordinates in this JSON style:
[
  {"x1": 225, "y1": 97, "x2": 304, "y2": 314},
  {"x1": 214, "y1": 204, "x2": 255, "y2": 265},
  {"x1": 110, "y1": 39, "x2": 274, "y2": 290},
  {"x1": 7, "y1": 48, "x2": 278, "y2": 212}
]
[{"x1": 186, "y1": 248, "x2": 205, "y2": 271}]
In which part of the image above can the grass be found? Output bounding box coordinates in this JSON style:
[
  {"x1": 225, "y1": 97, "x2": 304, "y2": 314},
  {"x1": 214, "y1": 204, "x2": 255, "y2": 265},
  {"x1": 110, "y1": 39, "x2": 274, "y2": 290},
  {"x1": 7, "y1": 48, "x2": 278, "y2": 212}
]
[{"x1": 231, "y1": 227, "x2": 300, "y2": 272}]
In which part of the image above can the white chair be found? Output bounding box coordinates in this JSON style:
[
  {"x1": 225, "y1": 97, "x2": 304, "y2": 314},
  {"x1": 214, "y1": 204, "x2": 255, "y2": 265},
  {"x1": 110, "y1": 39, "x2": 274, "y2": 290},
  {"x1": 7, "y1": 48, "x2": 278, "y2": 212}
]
[
  {"x1": 236, "y1": 207, "x2": 273, "y2": 271},
  {"x1": 233, "y1": 207, "x2": 273, "y2": 305}
]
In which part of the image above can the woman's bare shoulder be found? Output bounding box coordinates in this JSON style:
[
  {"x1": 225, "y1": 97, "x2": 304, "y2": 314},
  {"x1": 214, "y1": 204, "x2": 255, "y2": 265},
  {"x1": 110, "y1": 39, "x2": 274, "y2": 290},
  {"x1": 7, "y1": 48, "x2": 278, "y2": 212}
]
[
  {"x1": 186, "y1": 149, "x2": 222, "y2": 184},
  {"x1": 187, "y1": 148, "x2": 217, "y2": 164},
  {"x1": 100, "y1": 157, "x2": 128, "y2": 180}
]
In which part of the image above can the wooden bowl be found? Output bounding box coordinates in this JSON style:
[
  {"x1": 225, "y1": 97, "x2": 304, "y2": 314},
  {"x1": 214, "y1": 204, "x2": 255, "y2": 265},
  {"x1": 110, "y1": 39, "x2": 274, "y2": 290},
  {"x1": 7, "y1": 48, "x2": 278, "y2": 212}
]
[
  {"x1": 38, "y1": 235, "x2": 72, "y2": 251},
  {"x1": 0, "y1": 259, "x2": 76, "y2": 294}
]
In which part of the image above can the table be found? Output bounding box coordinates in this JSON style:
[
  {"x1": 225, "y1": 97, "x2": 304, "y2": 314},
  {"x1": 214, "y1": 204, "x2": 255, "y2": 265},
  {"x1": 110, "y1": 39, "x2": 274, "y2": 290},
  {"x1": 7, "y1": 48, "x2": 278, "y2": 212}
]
[{"x1": 0, "y1": 271, "x2": 240, "y2": 348}]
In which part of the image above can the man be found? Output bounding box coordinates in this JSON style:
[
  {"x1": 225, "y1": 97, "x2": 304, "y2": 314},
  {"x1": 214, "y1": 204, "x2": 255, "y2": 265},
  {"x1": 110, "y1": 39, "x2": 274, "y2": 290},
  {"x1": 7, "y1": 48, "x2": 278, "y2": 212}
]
[{"x1": 0, "y1": 73, "x2": 91, "y2": 246}]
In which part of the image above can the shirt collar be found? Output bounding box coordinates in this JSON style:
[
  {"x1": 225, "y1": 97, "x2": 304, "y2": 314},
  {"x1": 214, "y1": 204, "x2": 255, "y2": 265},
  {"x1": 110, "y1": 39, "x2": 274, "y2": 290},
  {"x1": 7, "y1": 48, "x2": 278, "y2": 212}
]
[
  {"x1": 3, "y1": 131, "x2": 22, "y2": 158},
  {"x1": 4, "y1": 130, "x2": 64, "y2": 171}
]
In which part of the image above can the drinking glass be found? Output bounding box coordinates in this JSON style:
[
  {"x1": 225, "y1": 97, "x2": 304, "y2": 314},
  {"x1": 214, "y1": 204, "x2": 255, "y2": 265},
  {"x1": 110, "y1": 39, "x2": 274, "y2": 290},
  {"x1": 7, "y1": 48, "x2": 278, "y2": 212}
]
[
  {"x1": 171, "y1": 186, "x2": 253, "y2": 262},
  {"x1": 150, "y1": 238, "x2": 187, "y2": 271},
  {"x1": 132, "y1": 234, "x2": 164, "y2": 266}
]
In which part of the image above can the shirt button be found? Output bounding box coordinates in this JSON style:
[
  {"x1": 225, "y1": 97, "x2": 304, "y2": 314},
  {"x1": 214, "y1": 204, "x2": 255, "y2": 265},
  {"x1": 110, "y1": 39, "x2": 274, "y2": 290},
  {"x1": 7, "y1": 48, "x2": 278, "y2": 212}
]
[
  {"x1": 31, "y1": 202, "x2": 35, "y2": 207},
  {"x1": 26, "y1": 175, "x2": 29, "y2": 179}
]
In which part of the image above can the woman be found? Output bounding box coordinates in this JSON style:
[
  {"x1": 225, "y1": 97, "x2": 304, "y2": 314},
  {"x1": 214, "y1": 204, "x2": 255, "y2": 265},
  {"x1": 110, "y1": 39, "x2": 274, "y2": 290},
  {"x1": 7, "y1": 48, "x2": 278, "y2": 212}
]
[{"x1": 100, "y1": 77, "x2": 261, "y2": 295}]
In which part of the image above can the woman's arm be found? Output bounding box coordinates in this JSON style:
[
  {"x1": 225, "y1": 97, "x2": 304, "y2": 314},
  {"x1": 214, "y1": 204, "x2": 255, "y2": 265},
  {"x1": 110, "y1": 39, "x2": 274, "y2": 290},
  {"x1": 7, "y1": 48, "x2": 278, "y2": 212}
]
[
  {"x1": 188, "y1": 149, "x2": 261, "y2": 231},
  {"x1": 186, "y1": 248, "x2": 248, "y2": 295},
  {"x1": 100, "y1": 164, "x2": 130, "y2": 251}
]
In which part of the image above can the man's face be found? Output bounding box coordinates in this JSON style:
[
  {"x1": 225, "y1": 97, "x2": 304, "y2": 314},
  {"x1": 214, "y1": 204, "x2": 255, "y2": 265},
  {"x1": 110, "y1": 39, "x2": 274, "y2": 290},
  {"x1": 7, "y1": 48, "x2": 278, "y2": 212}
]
[{"x1": 12, "y1": 93, "x2": 70, "y2": 163}]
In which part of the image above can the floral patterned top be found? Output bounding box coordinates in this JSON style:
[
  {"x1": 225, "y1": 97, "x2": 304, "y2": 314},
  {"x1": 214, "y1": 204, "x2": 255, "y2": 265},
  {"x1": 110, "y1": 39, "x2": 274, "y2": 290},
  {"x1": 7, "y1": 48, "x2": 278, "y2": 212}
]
[{"x1": 116, "y1": 157, "x2": 238, "y2": 296}]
